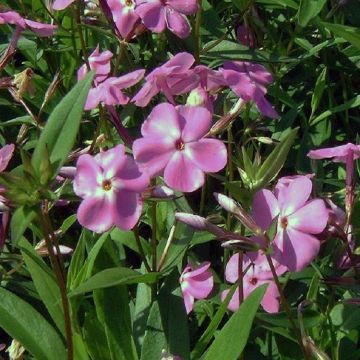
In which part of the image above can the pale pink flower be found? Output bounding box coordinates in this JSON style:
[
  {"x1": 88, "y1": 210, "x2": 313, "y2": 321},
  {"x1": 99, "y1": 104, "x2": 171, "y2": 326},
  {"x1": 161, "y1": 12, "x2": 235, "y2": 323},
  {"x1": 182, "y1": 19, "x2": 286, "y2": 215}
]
[
  {"x1": 222, "y1": 61, "x2": 278, "y2": 118},
  {"x1": 52, "y1": 0, "x2": 76, "y2": 10},
  {"x1": 0, "y1": 11, "x2": 57, "y2": 36},
  {"x1": 222, "y1": 253, "x2": 285, "y2": 313},
  {"x1": 77, "y1": 46, "x2": 113, "y2": 83},
  {"x1": 74, "y1": 145, "x2": 149, "y2": 233},
  {"x1": 132, "y1": 103, "x2": 227, "y2": 192},
  {"x1": 132, "y1": 52, "x2": 199, "y2": 107},
  {"x1": 236, "y1": 25, "x2": 256, "y2": 48},
  {"x1": 135, "y1": 0, "x2": 198, "y2": 38},
  {"x1": 85, "y1": 69, "x2": 145, "y2": 110},
  {"x1": 107, "y1": 0, "x2": 139, "y2": 39},
  {"x1": 180, "y1": 262, "x2": 213, "y2": 314},
  {"x1": 252, "y1": 176, "x2": 329, "y2": 271}
]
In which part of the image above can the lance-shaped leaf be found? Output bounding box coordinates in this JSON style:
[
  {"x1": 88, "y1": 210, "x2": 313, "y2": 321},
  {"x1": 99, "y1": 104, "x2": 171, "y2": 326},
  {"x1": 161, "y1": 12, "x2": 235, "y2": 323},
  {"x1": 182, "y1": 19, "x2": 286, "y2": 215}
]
[
  {"x1": 31, "y1": 71, "x2": 94, "y2": 180},
  {"x1": 297, "y1": 0, "x2": 326, "y2": 27}
]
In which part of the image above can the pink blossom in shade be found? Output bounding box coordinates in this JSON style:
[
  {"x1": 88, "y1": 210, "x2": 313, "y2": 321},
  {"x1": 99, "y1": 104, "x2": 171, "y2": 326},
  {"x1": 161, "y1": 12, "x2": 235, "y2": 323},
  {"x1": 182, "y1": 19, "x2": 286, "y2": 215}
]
[
  {"x1": 135, "y1": 0, "x2": 198, "y2": 38},
  {"x1": 73, "y1": 144, "x2": 149, "y2": 233},
  {"x1": 52, "y1": 0, "x2": 76, "y2": 10},
  {"x1": 85, "y1": 69, "x2": 145, "y2": 110},
  {"x1": 132, "y1": 52, "x2": 199, "y2": 107},
  {"x1": 0, "y1": 11, "x2": 57, "y2": 37},
  {"x1": 132, "y1": 103, "x2": 227, "y2": 192},
  {"x1": 0, "y1": 144, "x2": 15, "y2": 172},
  {"x1": 252, "y1": 176, "x2": 329, "y2": 272},
  {"x1": 222, "y1": 253, "x2": 285, "y2": 313},
  {"x1": 236, "y1": 25, "x2": 256, "y2": 48},
  {"x1": 222, "y1": 61, "x2": 278, "y2": 119},
  {"x1": 180, "y1": 262, "x2": 214, "y2": 314},
  {"x1": 106, "y1": 0, "x2": 139, "y2": 39},
  {"x1": 192, "y1": 65, "x2": 226, "y2": 92},
  {"x1": 77, "y1": 46, "x2": 113, "y2": 83}
]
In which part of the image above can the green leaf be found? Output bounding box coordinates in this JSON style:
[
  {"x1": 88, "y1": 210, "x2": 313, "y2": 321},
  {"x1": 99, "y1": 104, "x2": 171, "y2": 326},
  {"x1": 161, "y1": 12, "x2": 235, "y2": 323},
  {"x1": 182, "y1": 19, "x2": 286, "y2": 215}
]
[
  {"x1": 310, "y1": 67, "x2": 327, "y2": 118},
  {"x1": 321, "y1": 22, "x2": 360, "y2": 51},
  {"x1": 31, "y1": 71, "x2": 94, "y2": 179},
  {"x1": 297, "y1": 0, "x2": 326, "y2": 27},
  {"x1": 232, "y1": 0, "x2": 250, "y2": 11},
  {"x1": 0, "y1": 287, "x2": 66, "y2": 360},
  {"x1": 18, "y1": 237, "x2": 65, "y2": 335},
  {"x1": 10, "y1": 206, "x2": 37, "y2": 246},
  {"x1": 204, "y1": 285, "x2": 266, "y2": 360},
  {"x1": 254, "y1": 128, "x2": 298, "y2": 190},
  {"x1": 69, "y1": 268, "x2": 159, "y2": 296}
]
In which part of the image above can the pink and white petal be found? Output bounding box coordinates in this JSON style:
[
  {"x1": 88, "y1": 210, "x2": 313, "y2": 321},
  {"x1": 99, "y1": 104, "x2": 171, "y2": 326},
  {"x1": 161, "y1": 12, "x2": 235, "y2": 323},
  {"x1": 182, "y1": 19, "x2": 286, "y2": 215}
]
[
  {"x1": 113, "y1": 156, "x2": 150, "y2": 192},
  {"x1": 85, "y1": 86, "x2": 103, "y2": 110},
  {"x1": 132, "y1": 80, "x2": 159, "y2": 107},
  {"x1": 113, "y1": 190, "x2": 143, "y2": 230},
  {"x1": 163, "y1": 52, "x2": 195, "y2": 71},
  {"x1": 185, "y1": 261, "x2": 211, "y2": 278},
  {"x1": 261, "y1": 281, "x2": 280, "y2": 313},
  {"x1": 115, "y1": 9, "x2": 139, "y2": 38},
  {"x1": 74, "y1": 154, "x2": 102, "y2": 197},
  {"x1": 288, "y1": 199, "x2": 329, "y2": 234},
  {"x1": 225, "y1": 253, "x2": 240, "y2": 283},
  {"x1": 110, "y1": 69, "x2": 145, "y2": 89},
  {"x1": 277, "y1": 228, "x2": 320, "y2": 272},
  {"x1": 183, "y1": 292, "x2": 194, "y2": 314},
  {"x1": 221, "y1": 288, "x2": 239, "y2": 312},
  {"x1": 278, "y1": 176, "x2": 313, "y2": 216},
  {"x1": 104, "y1": 85, "x2": 129, "y2": 106},
  {"x1": 141, "y1": 103, "x2": 181, "y2": 139},
  {"x1": 0, "y1": 144, "x2": 15, "y2": 172},
  {"x1": 135, "y1": 0, "x2": 166, "y2": 32},
  {"x1": 24, "y1": 20, "x2": 57, "y2": 36},
  {"x1": 133, "y1": 136, "x2": 175, "y2": 176},
  {"x1": 164, "y1": 151, "x2": 205, "y2": 192},
  {"x1": 184, "y1": 272, "x2": 213, "y2": 299},
  {"x1": 185, "y1": 139, "x2": 227, "y2": 173},
  {"x1": 95, "y1": 145, "x2": 126, "y2": 177},
  {"x1": 165, "y1": 7, "x2": 190, "y2": 39},
  {"x1": 177, "y1": 106, "x2": 212, "y2": 141},
  {"x1": 77, "y1": 195, "x2": 114, "y2": 233},
  {"x1": 166, "y1": 0, "x2": 199, "y2": 14},
  {"x1": 252, "y1": 189, "x2": 280, "y2": 231},
  {"x1": 52, "y1": 0, "x2": 76, "y2": 10}
]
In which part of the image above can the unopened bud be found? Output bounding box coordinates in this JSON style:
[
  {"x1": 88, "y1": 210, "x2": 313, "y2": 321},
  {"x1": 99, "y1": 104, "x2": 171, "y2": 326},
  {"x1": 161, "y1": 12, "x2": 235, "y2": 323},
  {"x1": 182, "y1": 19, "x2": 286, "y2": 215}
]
[
  {"x1": 142, "y1": 185, "x2": 175, "y2": 200},
  {"x1": 58, "y1": 166, "x2": 76, "y2": 179},
  {"x1": 35, "y1": 237, "x2": 73, "y2": 257},
  {"x1": 221, "y1": 239, "x2": 260, "y2": 252},
  {"x1": 214, "y1": 193, "x2": 262, "y2": 235}
]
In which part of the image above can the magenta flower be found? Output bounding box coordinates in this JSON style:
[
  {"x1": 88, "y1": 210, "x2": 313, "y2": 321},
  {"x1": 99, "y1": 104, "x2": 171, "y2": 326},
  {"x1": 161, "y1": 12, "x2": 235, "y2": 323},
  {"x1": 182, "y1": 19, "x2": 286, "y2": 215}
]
[
  {"x1": 222, "y1": 61, "x2": 278, "y2": 118},
  {"x1": 74, "y1": 145, "x2": 149, "y2": 233},
  {"x1": 222, "y1": 253, "x2": 285, "y2": 313},
  {"x1": 236, "y1": 25, "x2": 256, "y2": 48},
  {"x1": 0, "y1": 11, "x2": 57, "y2": 36},
  {"x1": 252, "y1": 176, "x2": 329, "y2": 271},
  {"x1": 180, "y1": 262, "x2": 213, "y2": 314},
  {"x1": 77, "y1": 46, "x2": 113, "y2": 83},
  {"x1": 132, "y1": 103, "x2": 227, "y2": 192},
  {"x1": 132, "y1": 52, "x2": 199, "y2": 107},
  {"x1": 85, "y1": 69, "x2": 145, "y2": 110},
  {"x1": 135, "y1": 0, "x2": 198, "y2": 38},
  {"x1": 107, "y1": 0, "x2": 139, "y2": 39}
]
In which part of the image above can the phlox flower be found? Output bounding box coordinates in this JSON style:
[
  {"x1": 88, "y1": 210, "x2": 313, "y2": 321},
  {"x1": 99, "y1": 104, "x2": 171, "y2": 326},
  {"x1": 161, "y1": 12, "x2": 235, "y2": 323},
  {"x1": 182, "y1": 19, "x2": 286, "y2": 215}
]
[
  {"x1": 74, "y1": 145, "x2": 149, "y2": 233},
  {"x1": 132, "y1": 52, "x2": 199, "y2": 107},
  {"x1": 107, "y1": 0, "x2": 139, "y2": 39},
  {"x1": 222, "y1": 61, "x2": 278, "y2": 118},
  {"x1": 252, "y1": 176, "x2": 329, "y2": 271},
  {"x1": 0, "y1": 10, "x2": 57, "y2": 36},
  {"x1": 135, "y1": 0, "x2": 198, "y2": 38},
  {"x1": 132, "y1": 103, "x2": 227, "y2": 192},
  {"x1": 180, "y1": 262, "x2": 213, "y2": 314},
  {"x1": 52, "y1": 0, "x2": 76, "y2": 10},
  {"x1": 85, "y1": 69, "x2": 145, "y2": 110},
  {"x1": 77, "y1": 46, "x2": 113, "y2": 83},
  {"x1": 222, "y1": 253, "x2": 286, "y2": 313},
  {"x1": 236, "y1": 25, "x2": 256, "y2": 48}
]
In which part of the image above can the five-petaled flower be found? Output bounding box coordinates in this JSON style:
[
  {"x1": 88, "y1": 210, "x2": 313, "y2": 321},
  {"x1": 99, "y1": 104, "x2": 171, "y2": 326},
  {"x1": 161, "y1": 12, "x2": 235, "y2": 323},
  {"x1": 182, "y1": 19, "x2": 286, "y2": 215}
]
[
  {"x1": 74, "y1": 145, "x2": 149, "y2": 233},
  {"x1": 180, "y1": 262, "x2": 214, "y2": 314},
  {"x1": 132, "y1": 103, "x2": 227, "y2": 192}
]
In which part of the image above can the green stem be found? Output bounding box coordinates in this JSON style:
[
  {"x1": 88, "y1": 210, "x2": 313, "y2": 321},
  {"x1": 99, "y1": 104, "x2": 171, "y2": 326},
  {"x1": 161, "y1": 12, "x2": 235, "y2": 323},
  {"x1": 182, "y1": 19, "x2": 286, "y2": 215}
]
[
  {"x1": 74, "y1": 3, "x2": 90, "y2": 71},
  {"x1": 194, "y1": 0, "x2": 203, "y2": 63},
  {"x1": 199, "y1": 175, "x2": 206, "y2": 216},
  {"x1": 151, "y1": 201, "x2": 158, "y2": 300}
]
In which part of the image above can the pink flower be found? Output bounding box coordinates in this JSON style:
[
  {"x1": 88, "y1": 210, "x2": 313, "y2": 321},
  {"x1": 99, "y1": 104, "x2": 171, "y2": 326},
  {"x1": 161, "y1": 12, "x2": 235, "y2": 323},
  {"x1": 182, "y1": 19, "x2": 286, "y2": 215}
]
[
  {"x1": 132, "y1": 52, "x2": 199, "y2": 107},
  {"x1": 85, "y1": 69, "x2": 145, "y2": 110},
  {"x1": 73, "y1": 145, "x2": 149, "y2": 233},
  {"x1": 132, "y1": 103, "x2": 227, "y2": 192},
  {"x1": 0, "y1": 11, "x2": 57, "y2": 36},
  {"x1": 107, "y1": 0, "x2": 139, "y2": 39},
  {"x1": 77, "y1": 46, "x2": 113, "y2": 83},
  {"x1": 222, "y1": 253, "x2": 285, "y2": 313},
  {"x1": 135, "y1": 0, "x2": 198, "y2": 38},
  {"x1": 52, "y1": 0, "x2": 76, "y2": 10},
  {"x1": 252, "y1": 176, "x2": 329, "y2": 271},
  {"x1": 236, "y1": 25, "x2": 256, "y2": 48},
  {"x1": 222, "y1": 61, "x2": 278, "y2": 118},
  {"x1": 307, "y1": 143, "x2": 360, "y2": 162},
  {"x1": 0, "y1": 144, "x2": 15, "y2": 172},
  {"x1": 180, "y1": 262, "x2": 213, "y2": 314}
]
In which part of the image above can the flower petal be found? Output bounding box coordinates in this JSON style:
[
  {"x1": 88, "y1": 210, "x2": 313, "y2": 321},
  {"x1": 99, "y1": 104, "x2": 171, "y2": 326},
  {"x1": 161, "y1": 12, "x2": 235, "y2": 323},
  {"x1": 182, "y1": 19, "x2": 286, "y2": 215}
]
[
  {"x1": 166, "y1": 0, "x2": 199, "y2": 14},
  {"x1": 52, "y1": 0, "x2": 76, "y2": 10},
  {"x1": 185, "y1": 139, "x2": 227, "y2": 172},
  {"x1": 165, "y1": 7, "x2": 190, "y2": 39},
  {"x1": 135, "y1": 0, "x2": 166, "y2": 33},
  {"x1": 24, "y1": 20, "x2": 57, "y2": 37},
  {"x1": 182, "y1": 292, "x2": 194, "y2": 314},
  {"x1": 288, "y1": 199, "x2": 328, "y2": 234},
  {"x1": 261, "y1": 281, "x2": 280, "y2": 313},
  {"x1": 0, "y1": 144, "x2": 15, "y2": 172},
  {"x1": 164, "y1": 151, "x2": 204, "y2": 192},
  {"x1": 132, "y1": 80, "x2": 159, "y2": 107},
  {"x1": 109, "y1": 69, "x2": 145, "y2": 89},
  {"x1": 252, "y1": 189, "x2": 280, "y2": 231}
]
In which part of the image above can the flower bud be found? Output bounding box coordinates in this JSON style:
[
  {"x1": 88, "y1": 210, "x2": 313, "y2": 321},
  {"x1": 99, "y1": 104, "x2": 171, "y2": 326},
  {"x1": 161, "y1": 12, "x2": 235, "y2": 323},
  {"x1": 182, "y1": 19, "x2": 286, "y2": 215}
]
[
  {"x1": 221, "y1": 239, "x2": 260, "y2": 252},
  {"x1": 142, "y1": 185, "x2": 175, "y2": 200}
]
